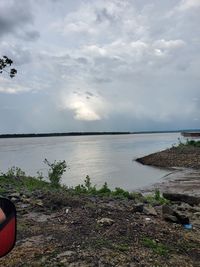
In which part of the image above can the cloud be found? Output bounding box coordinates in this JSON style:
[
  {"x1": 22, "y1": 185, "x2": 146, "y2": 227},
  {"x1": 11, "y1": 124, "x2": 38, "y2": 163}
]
[
  {"x1": 179, "y1": 0, "x2": 200, "y2": 11},
  {"x1": 0, "y1": 0, "x2": 39, "y2": 41},
  {"x1": 60, "y1": 92, "x2": 108, "y2": 121},
  {"x1": 0, "y1": 0, "x2": 200, "y2": 132}
]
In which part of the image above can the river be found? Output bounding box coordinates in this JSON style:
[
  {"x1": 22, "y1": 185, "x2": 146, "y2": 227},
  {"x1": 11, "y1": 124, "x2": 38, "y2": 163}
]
[{"x1": 0, "y1": 133, "x2": 181, "y2": 190}]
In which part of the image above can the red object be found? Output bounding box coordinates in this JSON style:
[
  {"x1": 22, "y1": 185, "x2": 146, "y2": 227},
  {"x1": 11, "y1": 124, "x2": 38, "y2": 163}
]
[{"x1": 0, "y1": 198, "x2": 16, "y2": 258}]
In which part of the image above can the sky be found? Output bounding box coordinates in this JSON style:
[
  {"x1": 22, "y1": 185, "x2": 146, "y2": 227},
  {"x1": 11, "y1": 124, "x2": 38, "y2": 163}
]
[{"x1": 0, "y1": 0, "x2": 200, "y2": 133}]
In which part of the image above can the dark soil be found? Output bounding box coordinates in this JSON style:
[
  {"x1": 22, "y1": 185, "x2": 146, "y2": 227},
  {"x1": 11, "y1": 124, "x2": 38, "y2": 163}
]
[{"x1": 0, "y1": 183, "x2": 200, "y2": 266}]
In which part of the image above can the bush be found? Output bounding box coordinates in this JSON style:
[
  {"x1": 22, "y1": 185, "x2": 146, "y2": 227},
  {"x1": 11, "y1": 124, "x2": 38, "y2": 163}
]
[
  {"x1": 112, "y1": 187, "x2": 130, "y2": 198},
  {"x1": 3, "y1": 166, "x2": 26, "y2": 179},
  {"x1": 145, "y1": 189, "x2": 169, "y2": 205},
  {"x1": 44, "y1": 159, "x2": 67, "y2": 187},
  {"x1": 98, "y1": 182, "x2": 111, "y2": 196},
  {"x1": 74, "y1": 175, "x2": 97, "y2": 194}
]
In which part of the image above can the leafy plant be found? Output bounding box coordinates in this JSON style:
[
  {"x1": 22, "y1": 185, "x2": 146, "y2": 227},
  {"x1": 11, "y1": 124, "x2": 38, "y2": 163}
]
[
  {"x1": 36, "y1": 171, "x2": 44, "y2": 181},
  {"x1": 0, "y1": 56, "x2": 17, "y2": 78},
  {"x1": 3, "y1": 166, "x2": 26, "y2": 179},
  {"x1": 145, "y1": 189, "x2": 169, "y2": 205},
  {"x1": 142, "y1": 237, "x2": 169, "y2": 255},
  {"x1": 44, "y1": 159, "x2": 67, "y2": 187},
  {"x1": 98, "y1": 182, "x2": 111, "y2": 196}
]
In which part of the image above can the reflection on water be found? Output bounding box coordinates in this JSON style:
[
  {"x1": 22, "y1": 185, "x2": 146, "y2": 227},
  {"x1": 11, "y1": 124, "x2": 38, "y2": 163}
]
[{"x1": 0, "y1": 133, "x2": 180, "y2": 190}]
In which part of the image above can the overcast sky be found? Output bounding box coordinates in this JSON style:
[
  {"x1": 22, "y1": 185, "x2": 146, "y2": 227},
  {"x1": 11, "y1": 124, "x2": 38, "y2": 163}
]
[{"x1": 0, "y1": 0, "x2": 200, "y2": 133}]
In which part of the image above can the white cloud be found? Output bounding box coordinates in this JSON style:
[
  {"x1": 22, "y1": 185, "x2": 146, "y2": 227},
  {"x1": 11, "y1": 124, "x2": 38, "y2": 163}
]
[
  {"x1": 179, "y1": 0, "x2": 200, "y2": 11},
  {"x1": 60, "y1": 92, "x2": 108, "y2": 121},
  {"x1": 0, "y1": 0, "x2": 200, "y2": 131}
]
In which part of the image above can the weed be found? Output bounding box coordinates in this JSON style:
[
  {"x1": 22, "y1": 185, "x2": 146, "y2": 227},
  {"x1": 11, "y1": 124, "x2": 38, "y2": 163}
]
[
  {"x1": 113, "y1": 243, "x2": 129, "y2": 251},
  {"x1": 142, "y1": 237, "x2": 169, "y2": 256},
  {"x1": 44, "y1": 159, "x2": 67, "y2": 187},
  {"x1": 98, "y1": 182, "x2": 111, "y2": 196},
  {"x1": 3, "y1": 166, "x2": 26, "y2": 179},
  {"x1": 145, "y1": 189, "x2": 169, "y2": 205}
]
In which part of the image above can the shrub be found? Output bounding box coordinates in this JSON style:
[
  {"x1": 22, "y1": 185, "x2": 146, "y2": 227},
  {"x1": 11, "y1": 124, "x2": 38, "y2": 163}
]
[
  {"x1": 3, "y1": 166, "x2": 26, "y2": 179},
  {"x1": 98, "y1": 182, "x2": 111, "y2": 196},
  {"x1": 112, "y1": 187, "x2": 130, "y2": 198},
  {"x1": 44, "y1": 159, "x2": 67, "y2": 187},
  {"x1": 145, "y1": 189, "x2": 169, "y2": 205},
  {"x1": 74, "y1": 175, "x2": 97, "y2": 194}
]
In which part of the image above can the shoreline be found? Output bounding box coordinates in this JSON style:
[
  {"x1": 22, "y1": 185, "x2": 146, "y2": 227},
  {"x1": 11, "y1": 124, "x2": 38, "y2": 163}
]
[
  {"x1": 0, "y1": 143, "x2": 200, "y2": 266},
  {"x1": 0, "y1": 170, "x2": 200, "y2": 266},
  {"x1": 136, "y1": 144, "x2": 200, "y2": 199}
]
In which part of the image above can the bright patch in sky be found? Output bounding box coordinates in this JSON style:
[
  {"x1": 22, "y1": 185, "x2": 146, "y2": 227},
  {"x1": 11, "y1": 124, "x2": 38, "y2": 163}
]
[{"x1": 0, "y1": 0, "x2": 200, "y2": 132}]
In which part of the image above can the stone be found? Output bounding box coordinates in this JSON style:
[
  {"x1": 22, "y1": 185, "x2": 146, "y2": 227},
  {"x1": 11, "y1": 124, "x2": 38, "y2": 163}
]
[
  {"x1": 163, "y1": 192, "x2": 200, "y2": 205},
  {"x1": 97, "y1": 218, "x2": 114, "y2": 226},
  {"x1": 35, "y1": 200, "x2": 44, "y2": 206},
  {"x1": 162, "y1": 205, "x2": 189, "y2": 224},
  {"x1": 9, "y1": 192, "x2": 20, "y2": 198},
  {"x1": 143, "y1": 205, "x2": 157, "y2": 216},
  {"x1": 57, "y1": 251, "x2": 76, "y2": 258},
  {"x1": 132, "y1": 203, "x2": 144, "y2": 213}
]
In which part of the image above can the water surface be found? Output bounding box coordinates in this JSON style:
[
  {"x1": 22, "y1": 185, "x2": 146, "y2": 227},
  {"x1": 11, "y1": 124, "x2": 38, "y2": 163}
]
[{"x1": 0, "y1": 133, "x2": 180, "y2": 190}]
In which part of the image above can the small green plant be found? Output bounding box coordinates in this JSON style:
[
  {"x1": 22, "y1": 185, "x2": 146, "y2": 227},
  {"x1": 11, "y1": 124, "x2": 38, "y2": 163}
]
[
  {"x1": 154, "y1": 188, "x2": 161, "y2": 201},
  {"x1": 176, "y1": 138, "x2": 200, "y2": 148},
  {"x1": 98, "y1": 182, "x2": 111, "y2": 196},
  {"x1": 145, "y1": 189, "x2": 169, "y2": 205},
  {"x1": 44, "y1": 159, "x2": 67, "y2": 187},
  {"x1": 112, "y1": 187, "x2": 130, "y2": 198},
  {"x1": 142, "y1": 237, "x2": 169, "y2": 255},
  {"x1": 36, "y1": 171, "x2": 44, "y2": 181},
  {"x1": 3, "y1": 166, "x2": 26, "y2": 179},
  {"x1": 74, "y1": 175, "x2": 97, "y2": 194}
]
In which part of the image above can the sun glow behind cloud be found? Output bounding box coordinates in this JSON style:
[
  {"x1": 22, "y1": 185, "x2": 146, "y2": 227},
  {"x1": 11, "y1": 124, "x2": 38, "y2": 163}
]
[
  {"x1": 0, "y1": 0, "x2": 200, "y2": 132},
  {"x1": 61, "y1": 92, "x2": 107, "y2": 121}
]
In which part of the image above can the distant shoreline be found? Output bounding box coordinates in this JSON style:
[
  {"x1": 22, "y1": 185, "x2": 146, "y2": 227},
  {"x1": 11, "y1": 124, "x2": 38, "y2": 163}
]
[{"x1": 0, "y1": 130, "x2": 183, "y2": 138}]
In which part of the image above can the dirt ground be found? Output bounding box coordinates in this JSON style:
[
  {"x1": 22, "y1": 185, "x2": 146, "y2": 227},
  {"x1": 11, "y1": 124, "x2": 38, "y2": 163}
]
[{"x1": 0, "y1": 189, "x2": 200, "y2": 267}]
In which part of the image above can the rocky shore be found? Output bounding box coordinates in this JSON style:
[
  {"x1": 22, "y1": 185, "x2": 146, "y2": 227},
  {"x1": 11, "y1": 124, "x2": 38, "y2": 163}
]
[
  {"x1": 136, "y1": 145, "x2": 200, "y2": 169},
  {"x1": 0, "y1": 173, "x2": 200, "y2": 266}
]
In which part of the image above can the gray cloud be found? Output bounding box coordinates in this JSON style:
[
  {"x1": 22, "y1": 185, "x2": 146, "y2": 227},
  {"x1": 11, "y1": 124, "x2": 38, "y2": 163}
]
[
  {"x1": 0, "y1": 0, "x2": 200, "y2": 133},
  {"x1": 0, "y1": 0, "x2": 40, "y2": 41}
]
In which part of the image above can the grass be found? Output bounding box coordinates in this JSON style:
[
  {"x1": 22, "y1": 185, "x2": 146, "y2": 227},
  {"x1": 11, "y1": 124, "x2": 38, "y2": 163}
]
[
  {"x1": 144, "y1": 189, "x2": 170, "y2": 205},
  {"x1": 142, "y1": 237, "x2": 169, "y2": 256},
  {"x1": 0, "y1": 163, "x2": 168, "y2": 207},
  {"x1": 177, "y1": 138, "x2": 200, "y2": 148}
]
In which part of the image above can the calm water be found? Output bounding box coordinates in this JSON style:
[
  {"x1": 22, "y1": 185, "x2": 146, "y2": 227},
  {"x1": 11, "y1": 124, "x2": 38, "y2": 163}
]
[{"x1": 0, "y1": 133, "x2": 181, "y2": 191}]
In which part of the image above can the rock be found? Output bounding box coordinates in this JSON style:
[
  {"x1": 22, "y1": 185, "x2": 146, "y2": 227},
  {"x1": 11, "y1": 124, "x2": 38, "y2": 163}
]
[
  {"x1": 57, "y1": 251, "x2": 76, "y2": 258},
  {"x1": 97, "y1": 218, "x2": 114, "y2": 226},
  {"x1": 25, "y1": 212, "x2": 52, "y2": 222},
  {"x1": 9, "y1": 192, "x2": 21, "y2": 198},
  {"x1": 35, "y1": 200, "x2": 44, "y2": 206},
  {"x1": 162, "y1": 205, "x2": 190, "y2": 224},
  {"x1": 194, "y1": 212, "x2": 200, "y2": 217},
  {"x1": 143, "y1": 205, "x2": 157, "y2": 216},
  {"x1": 163, "y1": 192, "x2": 200, "y2": 205},
  {"x1": 132, "y1": 203, "x2": 144, "y2": 213},
  {"x1": 11, "y1": 197, "x2": 18, "y2": 202}
]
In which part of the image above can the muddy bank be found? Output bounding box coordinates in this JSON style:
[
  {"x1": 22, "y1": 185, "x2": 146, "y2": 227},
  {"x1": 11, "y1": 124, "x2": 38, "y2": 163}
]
[
  {"x1": 0, "y1": 175, "x2": 200, "y2": 266},
  {"x1": 136, "y1": 146, "x2": 200, "y2": 169}
]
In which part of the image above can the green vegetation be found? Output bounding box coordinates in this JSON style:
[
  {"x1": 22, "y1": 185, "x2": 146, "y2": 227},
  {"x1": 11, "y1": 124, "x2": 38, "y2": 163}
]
[
  {"x1": 0, "y1": 167, "x2": 52, "y2": 193},
  {"x1": 3, "y1": 166, "x2": 26, "y2": 179},
  {"x1": 0, "y1": 160, "x2": 169, "y2": 206},
  {"x1": 145, "y1": 189, "x2": 170, "y2": 205},
  {"x1": 44, "y1": 158, "x2": 67, "y2": 188},
  {"x1": 142, "y1": 237, "x2": 169, "y2": 256},
  {"x1": 177, "y1": 138, "x2": 200, "y2": 148},
  {"x1": 74, "y1": 175, "x2": 144, "y2": 199},
  {"x1": 185, "y1": 139, "x2": 200, "y2": 147}
]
